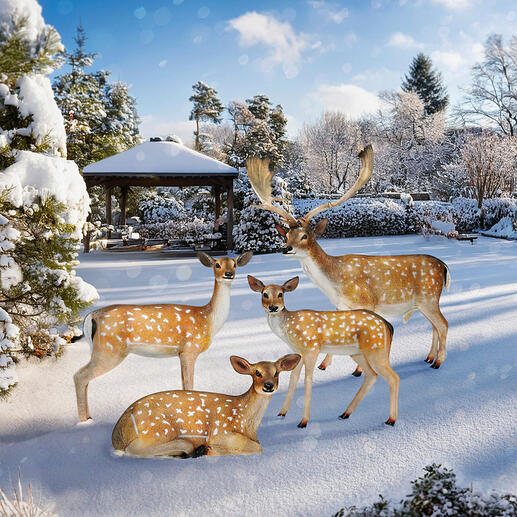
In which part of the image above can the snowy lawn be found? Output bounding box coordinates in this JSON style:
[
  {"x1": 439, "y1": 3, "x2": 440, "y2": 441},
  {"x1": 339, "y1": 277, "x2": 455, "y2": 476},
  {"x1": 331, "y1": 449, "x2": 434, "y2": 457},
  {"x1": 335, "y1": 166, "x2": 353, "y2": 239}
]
[{"x1": 1, "y1": 234, "x2": 517, "y2": 516}]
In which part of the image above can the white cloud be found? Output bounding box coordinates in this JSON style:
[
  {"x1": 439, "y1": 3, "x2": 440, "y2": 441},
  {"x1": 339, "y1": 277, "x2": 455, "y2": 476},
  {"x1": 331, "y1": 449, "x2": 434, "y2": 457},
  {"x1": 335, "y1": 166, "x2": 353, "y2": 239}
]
[
  {"x1": 139, "y1": 116, "x2": 195, "y2": 143},
  {"x1": 432, "y1": 0, "x2": 473, "y2": 9},
  {"x1": 308, "y1": 1, "x2": 349, "y2": 24},
  {"x1": 309, "y1": 84, "x2": 380, "y2": 119},
  {"x1": 386, "y1": 32, "x2": 424, "y2": 49},
  {"x1": 158, "y1": 60, "x2": 167, "y2": 68},
  {"x1": 431, "y1": 50, "x2": 465, "y2": 71},
  {"x1": 227, "y1": 12, "x2": 310, "y2": 78}
]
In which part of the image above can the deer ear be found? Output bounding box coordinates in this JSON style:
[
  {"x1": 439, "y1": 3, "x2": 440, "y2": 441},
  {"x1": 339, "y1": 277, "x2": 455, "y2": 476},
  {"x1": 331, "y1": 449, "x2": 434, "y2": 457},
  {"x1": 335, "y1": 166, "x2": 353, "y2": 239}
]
[
  {"x1": 247, "y1": 275, "x2": 265, "y2": 292},
  {"x1": 230, "y1": 356, "x2": 252, "y2": 375},
  {"x1": 197, "y1": 251, "x2": 214, "y2": 267},
  {"x1": 314, "y1": 218, "x2": 328, "y2": 236},
  {"x1": 276, "y1": 354, "x2": 301, "y2": 372},
  {"x1": 282, "y1": 276, "x2": 299, "y2": 292},
  {"x1": 275, "y1": 224, "x2": 287, "y2": 238},
  {"x1": 236, "y1": 251, "x2": 253, "y2": 267}
]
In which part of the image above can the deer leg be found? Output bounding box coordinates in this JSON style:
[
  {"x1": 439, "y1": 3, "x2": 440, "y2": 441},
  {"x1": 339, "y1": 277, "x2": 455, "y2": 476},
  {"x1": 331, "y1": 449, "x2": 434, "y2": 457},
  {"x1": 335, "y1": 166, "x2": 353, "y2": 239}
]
[
  {"x1": 123, "y1": 437, "x2": 196, "y2": 458},
  {"x1": 179, "y1": 352, "x2": 197, "y2": 390},
  {"x1": 425, "y1": 327, "x2": 439, "y2": 364},
  {"x1": 366, "y1": 353, "x2": 400, "y2": 425},
  {"x1": 318, "y1": 354, "x2": 333, "y2": 371},
  {"x1": 298, "y1": 353, "x2": 319, "y2": 428},
  {"x1": 419, "y1": 304, "x2": 448, "y2": 369},
  {"x1": 339, "y1": 354, "x2": 377, "y2": 420},
  {"x1": 208, "y1": 432, "x2": 262, "y2": 456},
  {"x1": 278, "y1": 360, "x2": 303, "y2": 417},
  {"x1": 74, "y1": 352, "x2": 126, "y2": 422}
]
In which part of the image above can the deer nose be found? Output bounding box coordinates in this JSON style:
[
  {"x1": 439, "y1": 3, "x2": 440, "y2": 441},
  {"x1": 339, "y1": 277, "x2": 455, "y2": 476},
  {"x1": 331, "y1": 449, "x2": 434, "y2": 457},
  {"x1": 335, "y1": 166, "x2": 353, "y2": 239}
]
[
  {"x1": 224, "y1": 271, "x2": 234, "y2": 278},
  {"x1": 269, "y1": 306, "x2": 278, "y2": 312},
  {"x1": 263, "y1": 382, "x2": 274, "y2": 392},
  {"x1": 282, "y1": 246, "x2": 293, "y2": 254}
]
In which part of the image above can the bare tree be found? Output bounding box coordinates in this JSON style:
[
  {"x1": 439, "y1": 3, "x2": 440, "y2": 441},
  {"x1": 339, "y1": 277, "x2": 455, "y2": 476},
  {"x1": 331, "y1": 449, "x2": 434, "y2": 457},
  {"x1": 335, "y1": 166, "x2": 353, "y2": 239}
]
[
  {"x1": 460, "y1": 132, "x2": 517, "y2": 224},
  {"x1": 302, "y1": 112, "x2": 363, "y2": 192},
  {"x1": 455, "y1": 34, "x2": 517, "y2": 136}
]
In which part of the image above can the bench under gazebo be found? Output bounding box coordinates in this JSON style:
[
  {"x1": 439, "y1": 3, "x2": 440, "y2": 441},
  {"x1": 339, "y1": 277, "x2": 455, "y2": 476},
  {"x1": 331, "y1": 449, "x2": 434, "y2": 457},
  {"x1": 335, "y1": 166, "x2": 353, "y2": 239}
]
[{"x1": 82, "y1": 139, "x2": 239, "y2": 252}]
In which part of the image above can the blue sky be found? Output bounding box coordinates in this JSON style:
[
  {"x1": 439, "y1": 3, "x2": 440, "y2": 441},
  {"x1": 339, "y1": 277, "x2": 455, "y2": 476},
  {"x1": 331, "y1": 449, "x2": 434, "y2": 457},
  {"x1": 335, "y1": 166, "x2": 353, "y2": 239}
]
[{"x1": 41, "y1": 0, "x2": 517, "y2": 141}]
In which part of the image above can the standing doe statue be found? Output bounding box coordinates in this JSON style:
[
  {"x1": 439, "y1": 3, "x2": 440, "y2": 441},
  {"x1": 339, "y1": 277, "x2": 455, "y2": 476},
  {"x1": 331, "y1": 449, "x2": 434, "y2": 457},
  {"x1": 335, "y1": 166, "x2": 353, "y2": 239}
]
[
  {"x1": 111, "y1": 354, "x2": 301, "y2": 458},
  {"x1": 248, "y1": 275, "x2": 399, "y2": 428},
  {"x1": 73, "y1": 251, "x2": 253, "y2": 422},
  {"x1": 246, "y1": 146, "x2": 450, "y2": 374}
]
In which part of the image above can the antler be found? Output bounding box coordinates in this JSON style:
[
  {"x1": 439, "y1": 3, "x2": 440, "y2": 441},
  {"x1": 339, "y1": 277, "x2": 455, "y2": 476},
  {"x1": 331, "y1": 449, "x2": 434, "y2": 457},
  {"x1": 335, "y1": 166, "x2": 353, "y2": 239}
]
[
  {"x1": 246, "y1": 156, "x2": 299, "y2": 228},
  {"x1": 299, "y1": 144, "x2": 374, "y2": 227}
]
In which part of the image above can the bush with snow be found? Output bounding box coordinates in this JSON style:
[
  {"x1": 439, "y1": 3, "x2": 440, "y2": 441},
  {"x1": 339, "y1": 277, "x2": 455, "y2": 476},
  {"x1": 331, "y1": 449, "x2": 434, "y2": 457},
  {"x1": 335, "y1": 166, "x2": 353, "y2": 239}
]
[
  {"x1": 334, "y1": 464, "x2": 517, "y2": 517},
  {"x1": 0, "y1": 0, "x2": 97, "y2": 393},
  {"x1": 138, "y1": 190, "x2": 185, "y2": 223},
  {"x1": 233, "y1": 175, "x2": 293, "y2": 253},
  {"x1": 483, "y1": 216, "x2": 517, "y2": 239}
]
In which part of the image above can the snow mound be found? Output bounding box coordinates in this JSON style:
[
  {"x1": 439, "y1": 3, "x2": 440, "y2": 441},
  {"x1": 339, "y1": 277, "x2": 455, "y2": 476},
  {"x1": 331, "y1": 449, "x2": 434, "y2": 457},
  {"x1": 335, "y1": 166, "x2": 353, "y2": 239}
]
[{"x1": 483, "y1": 216, "x2": 517, "y2": 239}]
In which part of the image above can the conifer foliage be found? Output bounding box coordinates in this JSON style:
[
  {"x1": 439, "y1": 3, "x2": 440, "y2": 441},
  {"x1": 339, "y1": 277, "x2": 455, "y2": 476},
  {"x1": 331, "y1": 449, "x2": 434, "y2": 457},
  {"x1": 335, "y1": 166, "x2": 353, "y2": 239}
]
[
  {"x1": 0, "y1": 0, "x2": 97, "y2": 393},
  {"x1": 53, "y1": 25, "x2": 141, "y2": 170},
  {"x1": 189, "y1": 81, "x2": 224, "y2": 151},
  {"x1": 401, "y1": 53, "x2": 449, "y2": 115}
]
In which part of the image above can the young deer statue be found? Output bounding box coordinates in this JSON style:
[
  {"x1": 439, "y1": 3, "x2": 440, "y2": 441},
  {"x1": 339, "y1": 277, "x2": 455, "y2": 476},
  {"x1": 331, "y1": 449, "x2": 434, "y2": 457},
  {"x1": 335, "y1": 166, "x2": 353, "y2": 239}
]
[
  {"x1": 246, "y1": 146, "x2": 450, "y2": 375},
  {"x1": 111, "y1": 353, "x2": 301, "y2": 458},
  {"x1": 248, "y1": 275, "x2": 399, "y2": 428},
  {"x1": 73, "y1": 251, "x2": 253, "y2": 422}
]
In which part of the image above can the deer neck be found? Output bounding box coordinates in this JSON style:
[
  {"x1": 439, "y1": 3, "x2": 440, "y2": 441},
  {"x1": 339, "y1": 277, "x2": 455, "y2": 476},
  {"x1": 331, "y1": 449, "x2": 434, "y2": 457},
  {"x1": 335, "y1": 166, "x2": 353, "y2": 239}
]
[
  {"x1": 299, "y1": 242, "x2": 343, "y2": 307},
  {"x1": 266, "y1": 308, "x2": 290, "y2": 341},
  {"x1": 239, "y1": 387, "x2": 272, "y2": 439},
  {"x1": 207, "y1": 280, "x2": 231, "y2": 335}
]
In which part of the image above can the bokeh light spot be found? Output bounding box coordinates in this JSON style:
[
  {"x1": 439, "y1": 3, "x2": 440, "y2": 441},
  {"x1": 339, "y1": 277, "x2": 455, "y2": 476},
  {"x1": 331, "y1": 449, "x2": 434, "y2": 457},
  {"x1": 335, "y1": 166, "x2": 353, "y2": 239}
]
[
  {"x1": 198, "y1": 6, "x2": 210, "y2": 18},
  {"x1": 238, "y1": 54, "x2": 249, "y2": 65},
  {"x1": 140, "y1": 30, "x2": 154, "y2": 45},
  {"x1": 154, "y1": 7, "x2": 172, "y2": 26},
  {"x1": 176, "y1": 265, "x2": 192, "y2": 282},
  {"x1": 134, "y1": 7, "x2": 146, "y2": 19}
]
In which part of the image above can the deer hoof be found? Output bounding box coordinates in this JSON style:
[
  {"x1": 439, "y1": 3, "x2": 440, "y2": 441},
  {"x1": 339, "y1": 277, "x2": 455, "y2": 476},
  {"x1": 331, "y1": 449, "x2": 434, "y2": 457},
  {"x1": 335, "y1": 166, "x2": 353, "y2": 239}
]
[
  {"x1": 339, "y1": 412, "x2": 350, "y2": 420},
  {"x1": 297, "y1": 421, "x2": 307, "y2": 428},
  {"x1": 385, "y1": 419, "x2": 396, "y2": 426},
  {"x1": 352, "y1": 370, "x2": 362, "y2": 377},
  {"x1": 278, "y1": 411, "x2": 286, "y2": 417},
  {"x1": 424, "y1": 357, "x2": 434, "y2": 364},
  {"x1": 191, "y1": 444, "x2": 208, "y2": 458},
  {"x1": 318, "y1": 364, "x2": 327, "y2": 371},
  {"x1": 431, "y1": 362, "x2": 441, "y2": 369}
]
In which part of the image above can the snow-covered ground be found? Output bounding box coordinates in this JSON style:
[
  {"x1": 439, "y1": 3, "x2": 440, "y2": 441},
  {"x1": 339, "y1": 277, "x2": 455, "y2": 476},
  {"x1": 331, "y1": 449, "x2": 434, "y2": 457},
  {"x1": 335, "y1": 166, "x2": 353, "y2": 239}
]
[{"x1": 1, "y1": 234, "x2": 517, "y2": 517}]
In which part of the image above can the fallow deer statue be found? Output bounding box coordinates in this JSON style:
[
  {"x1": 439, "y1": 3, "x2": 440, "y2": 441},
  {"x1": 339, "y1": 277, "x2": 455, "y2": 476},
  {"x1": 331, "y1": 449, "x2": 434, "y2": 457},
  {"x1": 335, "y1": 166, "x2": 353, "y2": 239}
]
[
  {"x1": 73, "y1": 251, "x2": 253, "y2": 422},
  {"x1": 246, "y1": 146, "x2": 450, "y2": 376}
]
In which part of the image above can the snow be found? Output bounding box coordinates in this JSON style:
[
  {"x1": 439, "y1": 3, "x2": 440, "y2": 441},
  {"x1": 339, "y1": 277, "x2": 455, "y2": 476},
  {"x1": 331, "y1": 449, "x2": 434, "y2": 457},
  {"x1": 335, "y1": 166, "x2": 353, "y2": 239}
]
[
  {"x1": 430, "y1": 219, "x2": 456, "y2": 236},
  {"x1": 0, "y1": 234, "x2": 516, "y2": 516},
  {"x1": 82, "y1": 141, "x2": 238, "y2": 175},
  {"x1": 0, "y1": 152, "x2": 89, "y2": 239},
  {"x1": 16, "y1": 75, "x2": 67, "y2": 156},
  {"x1": 0, "y1": 0, "x2": 51, "y2": 48},
  {"x1": 483, "y1": 217, "x2": 517, "y2": 240}
]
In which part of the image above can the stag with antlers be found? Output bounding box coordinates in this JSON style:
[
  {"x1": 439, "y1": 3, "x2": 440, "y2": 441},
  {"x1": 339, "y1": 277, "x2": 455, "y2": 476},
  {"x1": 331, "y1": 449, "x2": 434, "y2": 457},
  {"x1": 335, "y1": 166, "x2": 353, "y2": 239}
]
[{"x1": 246, "y1": 146, "x2": 450, "y2": 375}]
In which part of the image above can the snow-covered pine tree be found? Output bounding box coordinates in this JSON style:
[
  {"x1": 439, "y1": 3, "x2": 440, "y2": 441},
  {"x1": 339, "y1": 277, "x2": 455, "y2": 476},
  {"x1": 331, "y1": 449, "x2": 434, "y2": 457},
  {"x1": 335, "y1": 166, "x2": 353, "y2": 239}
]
[
  {"x1": 0, "y1": 0, "x2": 97, "y2": 393},
  {"x1": 189, "y1": 81, "x2": 224, "y2": 151},
  {"x1": 402, "y1": 53, "x2": 449, "y2": 115}
]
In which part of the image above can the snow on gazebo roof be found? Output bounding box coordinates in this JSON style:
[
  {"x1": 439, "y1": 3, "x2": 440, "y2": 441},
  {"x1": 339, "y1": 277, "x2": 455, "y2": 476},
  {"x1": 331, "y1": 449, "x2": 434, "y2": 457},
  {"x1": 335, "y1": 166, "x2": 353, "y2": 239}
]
[{"x1": 83, "y1": 140, "x2": 238, "y2": 177}]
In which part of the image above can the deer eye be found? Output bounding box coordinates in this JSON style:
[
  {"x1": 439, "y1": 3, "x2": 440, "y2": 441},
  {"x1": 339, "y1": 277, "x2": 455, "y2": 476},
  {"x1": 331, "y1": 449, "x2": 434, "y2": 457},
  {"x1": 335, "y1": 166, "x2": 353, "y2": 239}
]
[
  {"x1": 278, "y1": 293, "x2": 283, "y2": 298},
  {"x1": 255, "y1": 370, "x2": 262, "y2": 377},
  {"x1": 215, "y1": 263, "x2": 221, "y2": 268},
  {"x1": 301, "y1": 235, "x2": 308, "y2": 240},
  {"x1": 274, "y1": 371, "x2": 279, "y2": 378},
  {"x1": 263, "y1": 293, "x2": 269, "y2": 299}
]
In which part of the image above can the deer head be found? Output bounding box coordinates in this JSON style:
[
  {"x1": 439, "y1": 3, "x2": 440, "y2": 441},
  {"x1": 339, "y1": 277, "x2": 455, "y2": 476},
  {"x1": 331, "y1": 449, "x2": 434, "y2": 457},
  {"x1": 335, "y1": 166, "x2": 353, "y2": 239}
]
[
  {"x1": 246, "y1": 145, "x2": 374, "y2": 253},
  {"x1": 197, "y1": 251, "x2": 253, "y2": 282},
  {"x1": 247, "y1": 275, "x2": 299, "y2": 313}
]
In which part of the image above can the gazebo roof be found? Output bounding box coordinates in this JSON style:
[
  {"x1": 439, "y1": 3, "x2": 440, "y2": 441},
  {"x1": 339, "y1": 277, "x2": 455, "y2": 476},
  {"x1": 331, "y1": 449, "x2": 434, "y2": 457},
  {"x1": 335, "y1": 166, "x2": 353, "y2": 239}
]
[{"x1": 83, "y1": 140, "x2": 238, "y2": 177}]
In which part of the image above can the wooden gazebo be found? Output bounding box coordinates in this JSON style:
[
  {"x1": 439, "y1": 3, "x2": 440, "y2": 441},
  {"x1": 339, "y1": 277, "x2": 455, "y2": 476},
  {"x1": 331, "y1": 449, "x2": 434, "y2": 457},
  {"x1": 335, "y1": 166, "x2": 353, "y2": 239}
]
[{"x1": 82, "y1": 140, "x2": 239, "y2": 250}]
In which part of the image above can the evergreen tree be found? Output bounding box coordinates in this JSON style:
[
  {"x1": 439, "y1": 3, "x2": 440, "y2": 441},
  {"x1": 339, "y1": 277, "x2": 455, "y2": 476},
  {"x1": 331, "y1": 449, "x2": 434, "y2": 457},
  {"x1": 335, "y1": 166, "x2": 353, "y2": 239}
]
[
  {"x1": 0, "y1": 1, "x2": 97, "y2": 393},
  {"x1": 53, "y1": 25, "x2": 141, "y2": 170},
  {"x1": 224, "y1": 95, "x2": 287, "y2": 170},
  {"x1": 189, "y1": 81, "x2": 224, "y2": 151},
  {"x1": 402, "y1": 53, "x2": 449, "y2": 115}
]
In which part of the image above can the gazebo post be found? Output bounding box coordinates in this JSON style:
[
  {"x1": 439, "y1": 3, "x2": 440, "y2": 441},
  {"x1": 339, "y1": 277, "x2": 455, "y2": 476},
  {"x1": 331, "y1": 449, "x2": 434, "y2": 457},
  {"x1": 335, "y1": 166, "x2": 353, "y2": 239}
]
[
  {"x1": 120, "y1": 186, "x2": 128, "y2": 226},
  {"x1": 226, "y1": 181, "x2": 234, "y2": 251},
  {"x1": 105, "y1": 186, "x2": 112, "y2": 238}
]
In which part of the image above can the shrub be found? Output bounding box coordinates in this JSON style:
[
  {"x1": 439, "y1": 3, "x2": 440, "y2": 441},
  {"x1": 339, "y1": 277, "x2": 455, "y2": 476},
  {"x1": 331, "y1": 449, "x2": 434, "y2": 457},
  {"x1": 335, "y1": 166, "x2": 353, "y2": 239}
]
[{"x1": 334, "y1": 464, "x2": 517, "y2": 517}]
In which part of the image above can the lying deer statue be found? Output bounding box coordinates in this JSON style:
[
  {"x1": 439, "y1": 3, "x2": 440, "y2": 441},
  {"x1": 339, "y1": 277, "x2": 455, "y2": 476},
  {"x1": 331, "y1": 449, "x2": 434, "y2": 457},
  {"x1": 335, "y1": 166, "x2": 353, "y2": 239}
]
[
  {"x1": 246, "y1": 146, "x2": 450, "y2": 375},
  {"x1": 111, "y1": 353, "x2": 301, "y2": 457},
  {"x1": 248, "y1": 275, "x2": 399, "y2": 428},
  {"x1": 73, "y1": 251, "x2": 253, "y2": 422}
]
